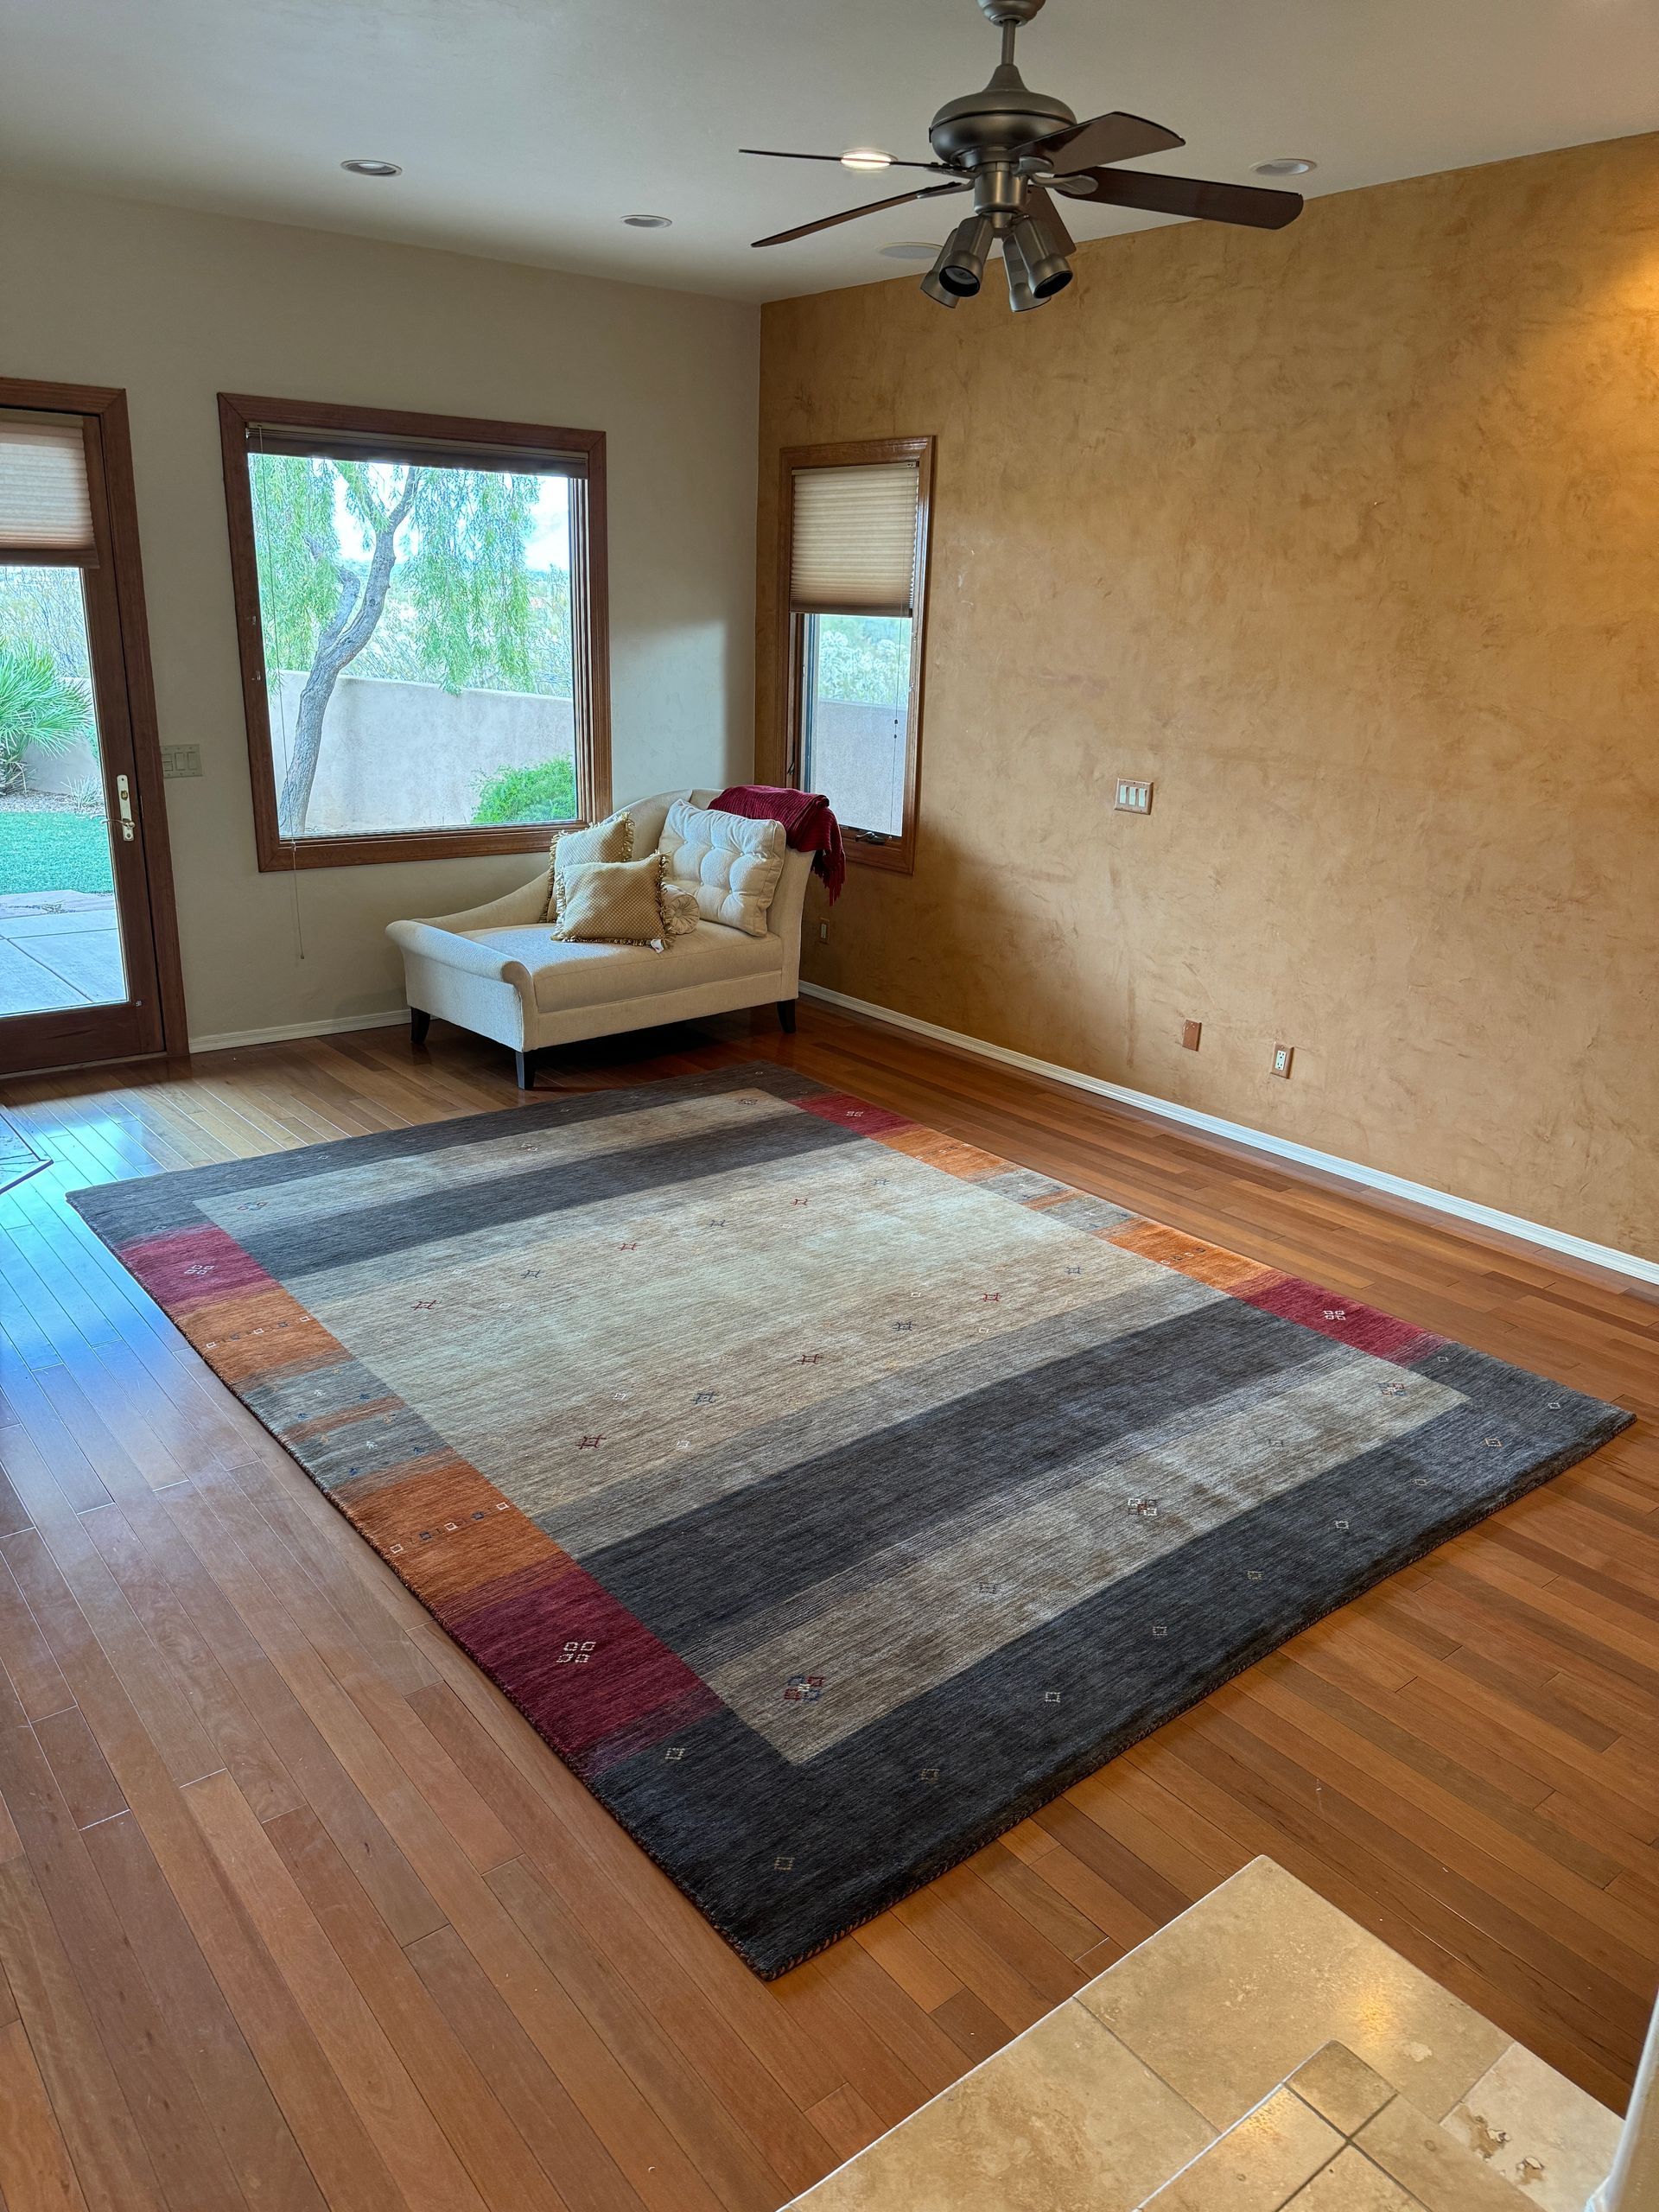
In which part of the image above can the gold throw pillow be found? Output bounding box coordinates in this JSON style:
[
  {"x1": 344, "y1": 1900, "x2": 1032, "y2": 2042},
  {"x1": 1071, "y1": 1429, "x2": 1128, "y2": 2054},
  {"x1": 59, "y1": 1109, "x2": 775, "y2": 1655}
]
[
  {"x1": 551, "y1": 854, "x2": 669, "y2": 949},
  {"x1": 543, "y1": 810, "x2": 633, "y2": 920}
]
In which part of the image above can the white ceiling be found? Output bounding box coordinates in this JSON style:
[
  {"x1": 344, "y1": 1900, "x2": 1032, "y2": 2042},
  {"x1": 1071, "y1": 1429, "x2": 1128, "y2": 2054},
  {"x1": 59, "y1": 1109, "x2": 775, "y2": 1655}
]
[{"x1": 3, "y1": 0, "x2": 1658, "y2": 302}]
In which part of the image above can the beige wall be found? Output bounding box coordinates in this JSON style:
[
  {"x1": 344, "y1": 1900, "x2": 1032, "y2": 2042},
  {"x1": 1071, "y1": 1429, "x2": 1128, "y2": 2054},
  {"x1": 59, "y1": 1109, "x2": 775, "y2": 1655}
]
[
  {"x1": 759, "y1": 134, "x2": 1659, "y2": 1262},
  {"x1": 0, "y1": 177, "x2": 758, "y2": 1044}
]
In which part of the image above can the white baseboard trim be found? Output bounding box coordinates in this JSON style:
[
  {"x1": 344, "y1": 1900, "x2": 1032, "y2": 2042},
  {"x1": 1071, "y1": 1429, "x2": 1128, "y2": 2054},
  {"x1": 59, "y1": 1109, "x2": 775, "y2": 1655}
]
[
  {"x1": 187, "y1": 1009, "x2": 410, "y2": 1054},
  {"x1": 800, "y1": 981, "x2": 1659, "y2": 1290}
]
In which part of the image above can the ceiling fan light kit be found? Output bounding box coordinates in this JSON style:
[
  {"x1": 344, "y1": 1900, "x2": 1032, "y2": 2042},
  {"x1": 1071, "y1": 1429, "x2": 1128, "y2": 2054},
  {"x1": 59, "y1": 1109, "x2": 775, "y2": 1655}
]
[{"x1": 743, "y1": 0, "x2": 1303, "y2": 314}]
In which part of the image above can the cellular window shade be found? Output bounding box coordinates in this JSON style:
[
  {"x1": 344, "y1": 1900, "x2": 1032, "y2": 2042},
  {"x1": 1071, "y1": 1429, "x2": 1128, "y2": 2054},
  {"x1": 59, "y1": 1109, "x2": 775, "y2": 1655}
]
[
  {"x1": 790, "y1": 461, "x2": 919, "y2": 616},
  {"x1": 0, "y1": 419, "x2": 97, "y2": 566}
]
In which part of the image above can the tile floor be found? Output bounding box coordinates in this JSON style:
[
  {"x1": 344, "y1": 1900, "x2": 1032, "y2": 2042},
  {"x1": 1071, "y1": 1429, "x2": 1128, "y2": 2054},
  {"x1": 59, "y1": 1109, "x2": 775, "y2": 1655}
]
[{"x1": 787, "y1": 1859, "x2": 1624, "y2": 2212}]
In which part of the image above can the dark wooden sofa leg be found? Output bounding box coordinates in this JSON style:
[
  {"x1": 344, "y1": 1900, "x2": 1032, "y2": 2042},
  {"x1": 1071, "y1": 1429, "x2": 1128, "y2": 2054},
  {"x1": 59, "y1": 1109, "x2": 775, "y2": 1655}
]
[
  {"x1": 410, "y1": 1007, "x2": 430, "y2": 1047},
  {"x1": 513, "y1": 1049, "x2": 535, "y2": 1090},
  {"x1": 777, "y1": 1001, "x2": 797, "y2": 1034}
]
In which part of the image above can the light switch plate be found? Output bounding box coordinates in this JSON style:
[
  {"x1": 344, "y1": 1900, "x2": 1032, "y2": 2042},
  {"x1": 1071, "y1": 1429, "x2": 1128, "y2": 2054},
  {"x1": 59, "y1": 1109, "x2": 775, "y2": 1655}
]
[
  {"x1": 1115, "y1": 779, "x2": 1154, "y2": 815},
  {"x1": 159, "y1": 744, "x2": 203, "y2": 779}
]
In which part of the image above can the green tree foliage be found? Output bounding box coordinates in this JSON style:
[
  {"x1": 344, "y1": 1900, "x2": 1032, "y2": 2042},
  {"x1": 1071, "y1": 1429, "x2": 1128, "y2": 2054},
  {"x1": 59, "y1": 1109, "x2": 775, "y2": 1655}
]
[
  {"x1": 248, "y1": 454, "x2": 563, "y2": 833},
  {"x1": 471, "y1": 757, "x2": 577, "y2": 825},
  {"x1": 249, "y1": 455, "x2": 342, "y2": 674},
  {"x1": 815, "y1": 613, "x2": 912, "y2": 705},
  {"x1": 0, "y1": 566, "x2": 93, "y2": 681},
  {"x1": 0, "y1": 643, "x2": 95, "y2": 793}
]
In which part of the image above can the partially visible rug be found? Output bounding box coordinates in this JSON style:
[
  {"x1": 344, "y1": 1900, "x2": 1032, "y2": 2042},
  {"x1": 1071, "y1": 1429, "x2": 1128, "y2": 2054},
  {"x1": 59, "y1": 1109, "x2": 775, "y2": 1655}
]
[{"x1": 69, "y1": 1065, "x2": 1630, "y2": 1976}]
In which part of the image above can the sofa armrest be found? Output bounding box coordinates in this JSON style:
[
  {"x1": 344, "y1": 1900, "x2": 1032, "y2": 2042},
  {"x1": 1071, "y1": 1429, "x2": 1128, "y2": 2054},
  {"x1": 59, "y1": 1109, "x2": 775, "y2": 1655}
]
[
  {"x1": 767, "y1": 847, "x2": 814, "y2": 997},
  {"x1": 386, "y1": 918, "x2": 535, "y2": 1001},
  {"x1": 414, "y1": 871, "x2": 552, "y2": 932}
]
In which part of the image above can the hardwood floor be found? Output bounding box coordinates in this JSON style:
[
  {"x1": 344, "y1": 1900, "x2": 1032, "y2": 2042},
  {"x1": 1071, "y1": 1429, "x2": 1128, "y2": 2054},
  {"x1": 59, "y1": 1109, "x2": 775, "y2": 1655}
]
[{"x1": 0, "y1": 1001, "x2": 1654, "y2": 2211}]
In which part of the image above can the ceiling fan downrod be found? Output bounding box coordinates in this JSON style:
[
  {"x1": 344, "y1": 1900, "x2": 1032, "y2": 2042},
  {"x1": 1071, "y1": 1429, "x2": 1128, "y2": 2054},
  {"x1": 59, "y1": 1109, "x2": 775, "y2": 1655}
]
[{"x1": 978, "y1": 0, "x2": 1047, "y2": 66}]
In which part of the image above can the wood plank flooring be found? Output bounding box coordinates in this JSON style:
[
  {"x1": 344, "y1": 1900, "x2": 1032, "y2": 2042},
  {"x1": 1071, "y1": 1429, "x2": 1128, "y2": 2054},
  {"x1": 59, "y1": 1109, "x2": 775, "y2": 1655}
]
[{"x1": 0, "y1": 1001, "x2": 1653, "y2": 2209}]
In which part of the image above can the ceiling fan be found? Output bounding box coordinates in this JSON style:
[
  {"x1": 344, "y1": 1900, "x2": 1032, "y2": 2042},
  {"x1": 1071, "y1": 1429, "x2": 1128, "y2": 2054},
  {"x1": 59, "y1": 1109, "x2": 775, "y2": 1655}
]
[{"x1": 743, "y1": 0, "x2": 1303, "y2": 312}]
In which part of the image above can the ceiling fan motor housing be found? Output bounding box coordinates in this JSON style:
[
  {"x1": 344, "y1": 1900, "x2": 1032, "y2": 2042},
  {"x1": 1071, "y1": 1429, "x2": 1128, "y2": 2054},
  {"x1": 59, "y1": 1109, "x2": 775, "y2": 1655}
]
[{"x1": 929, "y1": 62, "x2": 1076, "y2": 167}]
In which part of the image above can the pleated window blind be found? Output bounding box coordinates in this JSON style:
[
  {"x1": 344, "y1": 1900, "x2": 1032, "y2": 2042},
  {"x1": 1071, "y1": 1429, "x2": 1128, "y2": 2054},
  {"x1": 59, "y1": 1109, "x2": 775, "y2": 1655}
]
[
  {"x1": 790, "y1": 461, "x2": 920, "y2": 617},
  {"x1": 0, "y1": 417, "x2": 97, "y2": 566}
]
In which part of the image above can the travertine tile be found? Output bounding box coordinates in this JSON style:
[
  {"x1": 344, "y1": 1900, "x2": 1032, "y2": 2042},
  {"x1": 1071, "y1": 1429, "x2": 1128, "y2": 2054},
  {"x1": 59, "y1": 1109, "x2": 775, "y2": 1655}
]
[
  {"x1": 1288, "y1": 2146, "x2": 1425, "y2": 2209},
  {"x1": 790, "y1": 1997, "x2": 1211, "y2": 2212},
  {"x1": 1077, "y1": 1858, "x2": 1510, "y2": 2128},
  {"x1": 1289, "y1": 2043, "x2": 1398, "y2": 2137},
  {"x1": 1357, "y1": 2096, "x2": 1533, "y2": 2209},
  {"x1": 1443, "y1": 2041, "x2": 1622, "y2": 2212},
  {"x1": 1141, "y1": 2083, "x2": 1344, "y2": 2209}
]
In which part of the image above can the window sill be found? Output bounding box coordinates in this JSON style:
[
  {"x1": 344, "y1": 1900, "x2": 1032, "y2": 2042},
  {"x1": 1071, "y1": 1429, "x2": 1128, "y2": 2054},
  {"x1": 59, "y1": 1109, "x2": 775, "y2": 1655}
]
[{"x1": 841, "y1": 831, "x2": 915, "y2": 877}]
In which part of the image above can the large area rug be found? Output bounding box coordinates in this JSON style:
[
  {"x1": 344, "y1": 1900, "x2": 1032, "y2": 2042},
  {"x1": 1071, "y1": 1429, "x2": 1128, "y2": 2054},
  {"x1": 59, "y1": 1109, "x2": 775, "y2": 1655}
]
[{"x1": 70, "y1": 1064, "x2": 1630, "y2": 1975}]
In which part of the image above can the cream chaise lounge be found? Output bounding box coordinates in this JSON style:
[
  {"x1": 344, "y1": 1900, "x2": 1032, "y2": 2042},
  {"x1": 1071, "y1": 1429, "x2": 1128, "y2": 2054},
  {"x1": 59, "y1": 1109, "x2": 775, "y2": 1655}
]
[{"x1": 386, "y1": 789, "x2": 811, "y2": 1088}]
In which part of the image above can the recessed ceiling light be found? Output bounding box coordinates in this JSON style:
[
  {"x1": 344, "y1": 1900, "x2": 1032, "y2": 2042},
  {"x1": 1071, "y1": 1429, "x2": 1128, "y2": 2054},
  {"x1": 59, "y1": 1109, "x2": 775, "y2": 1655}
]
[
  {"x1": 841, "y1": 148, "x2": 893, "y2": 172},
  {"x1": 880, "y1": 239, "x2": 946, "y2": 261},
  {"x1": 1252, "y1": 156, "x2": 1316, "y2": 177},
  {"x1": 340, "y1": 157, "x2": 402, "y2": 177},
  {"x1": 623, "y1": 213, "x2": 673, "y2": 228}
]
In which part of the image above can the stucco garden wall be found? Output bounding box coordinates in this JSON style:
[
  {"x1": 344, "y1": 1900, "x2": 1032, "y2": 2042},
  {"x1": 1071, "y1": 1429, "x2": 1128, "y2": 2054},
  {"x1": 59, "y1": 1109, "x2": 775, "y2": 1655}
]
[{"x1": 269, "y1": 672, "x2": 576, "y2": 834}]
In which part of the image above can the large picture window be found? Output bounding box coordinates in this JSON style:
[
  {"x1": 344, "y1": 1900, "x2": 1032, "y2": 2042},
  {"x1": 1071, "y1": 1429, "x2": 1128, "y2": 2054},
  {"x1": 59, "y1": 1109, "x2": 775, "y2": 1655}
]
[
  {"x1": 219, "y1": 395, "x2": 610, "y2": 870},
  {"x1": 779, "y1": 435, "x2": 932, "y2": 875}
]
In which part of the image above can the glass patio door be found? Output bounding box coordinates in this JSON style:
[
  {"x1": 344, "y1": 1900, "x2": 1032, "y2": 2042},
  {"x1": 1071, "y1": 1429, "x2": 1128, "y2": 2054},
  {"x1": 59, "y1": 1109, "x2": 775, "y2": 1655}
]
[{"x1": 0, "y1": 402, "x2": 175, "y2": 1076}]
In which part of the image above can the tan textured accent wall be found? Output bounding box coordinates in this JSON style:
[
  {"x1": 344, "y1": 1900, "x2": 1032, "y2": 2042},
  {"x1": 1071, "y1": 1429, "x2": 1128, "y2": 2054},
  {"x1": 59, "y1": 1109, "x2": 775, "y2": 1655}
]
[{"x1": 758, "y1": 134, "x2": 1659, "y2": 1262}]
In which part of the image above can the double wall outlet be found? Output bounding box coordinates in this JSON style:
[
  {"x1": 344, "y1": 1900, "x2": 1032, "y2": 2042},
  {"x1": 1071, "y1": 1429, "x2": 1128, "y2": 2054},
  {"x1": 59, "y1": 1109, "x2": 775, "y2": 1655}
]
[
  {"x1": 1180, "y1": 1020, "x2": 1202, "y2": 1052},
  {"x1": 1272, "y1": 1044, "x2": 1294, "y2": 1078}
]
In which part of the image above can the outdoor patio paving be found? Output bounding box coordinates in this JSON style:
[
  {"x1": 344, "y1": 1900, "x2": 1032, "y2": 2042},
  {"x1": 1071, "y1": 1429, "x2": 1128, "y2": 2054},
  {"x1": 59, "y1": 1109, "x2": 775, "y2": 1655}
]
[{"x1": 0, "y1": 889, "x2": 125, "y2": 1014}]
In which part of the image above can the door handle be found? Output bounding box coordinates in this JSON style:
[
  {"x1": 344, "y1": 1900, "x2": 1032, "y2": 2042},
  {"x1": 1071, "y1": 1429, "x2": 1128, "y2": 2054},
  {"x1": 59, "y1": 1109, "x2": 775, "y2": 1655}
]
[{"x1": 115, "y1": 772, "x2": 135, "y2": 842}]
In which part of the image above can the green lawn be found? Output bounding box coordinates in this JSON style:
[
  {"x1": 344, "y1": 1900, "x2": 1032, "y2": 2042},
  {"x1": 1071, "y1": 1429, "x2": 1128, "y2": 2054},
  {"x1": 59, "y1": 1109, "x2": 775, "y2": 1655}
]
[{"x1": 0, "y1": 810, "x2": 115, "y2": 895}]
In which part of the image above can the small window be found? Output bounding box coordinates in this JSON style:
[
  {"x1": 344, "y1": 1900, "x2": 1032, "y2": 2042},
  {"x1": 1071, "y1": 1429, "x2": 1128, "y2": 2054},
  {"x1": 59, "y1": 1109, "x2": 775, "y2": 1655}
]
[
  {"x1": 219, "y1": 395, "x2": 611, "y2": 870},
  {"x1": 779, "y1": 436, "x2": 932, "y2": 874}
]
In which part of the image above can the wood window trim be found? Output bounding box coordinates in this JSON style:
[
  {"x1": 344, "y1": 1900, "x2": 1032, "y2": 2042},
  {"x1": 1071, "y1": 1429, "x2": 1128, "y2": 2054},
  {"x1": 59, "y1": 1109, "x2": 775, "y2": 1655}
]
[
  {"x1": 218, "y1": 392, "x2": 612, "y2": 873},
  {"x1": 777, "y1": 434, "x2": 933, "y2": 878},
  {"x1": 0, "y1": 374, "x2": 188, "y2": 1062}
]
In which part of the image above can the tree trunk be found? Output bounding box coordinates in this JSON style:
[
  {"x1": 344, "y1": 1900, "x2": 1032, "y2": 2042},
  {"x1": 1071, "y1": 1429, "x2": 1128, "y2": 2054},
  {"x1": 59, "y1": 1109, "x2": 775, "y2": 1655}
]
[{"x1": 276, "y1": 474, "x2": 421, "y2": 836}]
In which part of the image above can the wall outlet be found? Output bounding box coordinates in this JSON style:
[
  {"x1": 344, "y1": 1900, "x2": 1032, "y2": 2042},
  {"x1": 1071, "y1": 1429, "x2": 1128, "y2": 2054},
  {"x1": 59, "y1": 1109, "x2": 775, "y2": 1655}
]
[
  {"x1": 817, "y1": 920, "x2": 829, "y2": 943},
  {"x1": 159, "y1": 743, "x2": 203, "y2": 779},
  {"x1": 1115, "y1": 778, "x2": 1154, "y2": 815},
  {"x1": 1272, "y1": 1044, "x2": 1294, "y2": 1078},
  {"x1": 1181, "y1": 1019, "x2": 1202, "y2": 1052}
]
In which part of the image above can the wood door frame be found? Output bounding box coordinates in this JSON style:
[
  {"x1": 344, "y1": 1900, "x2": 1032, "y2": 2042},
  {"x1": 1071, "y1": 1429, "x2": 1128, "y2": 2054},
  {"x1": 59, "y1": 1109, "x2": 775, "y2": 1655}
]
[
  {"x1": 776, "y1": 433, "x2": 934, "y2": 878},
  {"x1": 217, "y1": 392, "x2": 613, "y2": 872},
  {"x1": 0, "y1": 376, "x2": 188, "y2": 1070}
]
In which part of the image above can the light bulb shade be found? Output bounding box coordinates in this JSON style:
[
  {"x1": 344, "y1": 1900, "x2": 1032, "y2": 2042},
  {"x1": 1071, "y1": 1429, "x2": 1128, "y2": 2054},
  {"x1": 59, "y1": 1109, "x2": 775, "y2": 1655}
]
[
  {"x1": 936, "y1": 214, "x2": 999, "y2": 298},
  {"x1": 1003, "y1": 245, "x2": 1042, "y2": 312},
  {"x1": 1005, "y1": 212, "x2": 1073, "y2": 300},
  {"x1": 920, "y1": 260, "x2": 963, "y2": 308}
]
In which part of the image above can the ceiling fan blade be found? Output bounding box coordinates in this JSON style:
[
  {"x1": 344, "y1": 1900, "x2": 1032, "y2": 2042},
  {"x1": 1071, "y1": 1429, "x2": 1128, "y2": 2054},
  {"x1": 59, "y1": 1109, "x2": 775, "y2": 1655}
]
[
  {"x1": 740, "y1": 148, "x2": 947, "y2": 174},
  {"x1": 752, "y1": 181, "x2": 968, "y2": 249},
  {"x1": 1058, "y1": 167, "x2": 1302, "y2": 229},
  {"x1": 1017, "y1": 111, "x2": 1185, "y2": 172}
]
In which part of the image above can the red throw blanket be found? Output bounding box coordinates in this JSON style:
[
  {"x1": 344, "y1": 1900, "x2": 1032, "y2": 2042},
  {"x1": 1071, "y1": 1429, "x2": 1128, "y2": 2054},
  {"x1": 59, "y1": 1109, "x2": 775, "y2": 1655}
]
[{"x1": 711, "y1": 784, "x2": 846, "y2": 905}]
